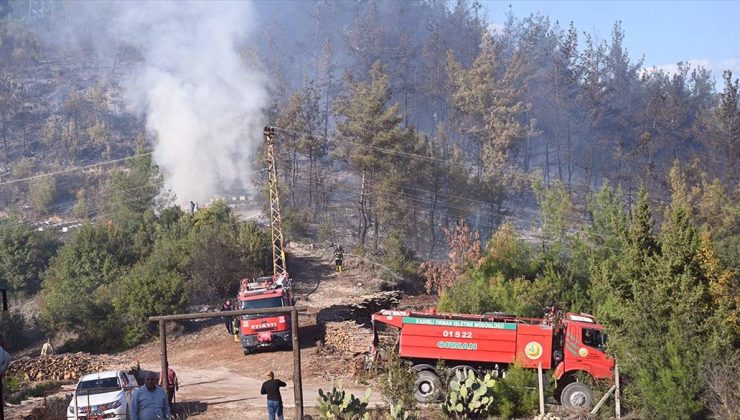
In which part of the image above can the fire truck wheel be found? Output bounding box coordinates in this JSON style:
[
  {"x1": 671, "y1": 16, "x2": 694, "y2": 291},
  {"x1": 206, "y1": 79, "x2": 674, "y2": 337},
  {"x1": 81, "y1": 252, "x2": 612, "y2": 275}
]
[
  {"x1": 561, "y1": 382, "x2": 593, "y2": 410},
  {"x1": 414, "y1": 370, "x2": 441, "y2": 403},
  {"x1": 243, "y1": 348, "x2": 251, "y2": 356}
]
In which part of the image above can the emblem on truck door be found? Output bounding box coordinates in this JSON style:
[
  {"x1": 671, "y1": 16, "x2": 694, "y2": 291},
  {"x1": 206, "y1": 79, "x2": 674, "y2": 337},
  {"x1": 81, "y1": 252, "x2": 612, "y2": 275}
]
[{"x1": 525, "y1": 341, "x2": 543, "y2": 360}]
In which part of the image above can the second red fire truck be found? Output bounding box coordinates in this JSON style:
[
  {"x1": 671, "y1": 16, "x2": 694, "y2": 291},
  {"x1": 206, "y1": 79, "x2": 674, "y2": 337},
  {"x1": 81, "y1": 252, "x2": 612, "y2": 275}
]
[{"x1": 369, "y1": 306, "x2": 614, "y2": 410}]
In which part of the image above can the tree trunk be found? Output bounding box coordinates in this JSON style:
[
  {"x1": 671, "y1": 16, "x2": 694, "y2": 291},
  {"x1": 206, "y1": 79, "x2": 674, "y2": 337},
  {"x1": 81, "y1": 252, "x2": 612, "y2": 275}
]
[
  {"x1": 544, "y1": 140, "x2": 550, "y2": 185},
  {"x1": 1, "y1": 116, "x2": 6, "y2": 149},
  {"x1": 358, "y1": 171, "x2": 368, "y2": 246},
  {"x1": 429, "y1": 172, "x2": 439, "y2": 259},
  {"x1": 308, "y1": 151, "x2": 314, "y2": 215},
  {"x1": 567, "y1": 123, "x2": 573, "y2": 187},
  {"x1": 291, "y1": 150, "x2": 297, "y2": 208}
]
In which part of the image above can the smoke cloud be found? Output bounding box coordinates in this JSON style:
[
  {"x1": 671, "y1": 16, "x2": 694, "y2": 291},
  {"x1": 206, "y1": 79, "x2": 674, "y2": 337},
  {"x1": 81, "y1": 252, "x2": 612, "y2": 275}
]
[{"x1": 107, "y1": 1, "x2": 269, "y2": 206}]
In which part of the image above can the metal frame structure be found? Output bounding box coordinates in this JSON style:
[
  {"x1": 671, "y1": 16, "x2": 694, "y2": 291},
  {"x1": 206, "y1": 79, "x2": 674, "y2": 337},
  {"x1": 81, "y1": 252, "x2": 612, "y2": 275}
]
[{"x1": 264, "y1": 127, "x2": 288, "y2": 280}]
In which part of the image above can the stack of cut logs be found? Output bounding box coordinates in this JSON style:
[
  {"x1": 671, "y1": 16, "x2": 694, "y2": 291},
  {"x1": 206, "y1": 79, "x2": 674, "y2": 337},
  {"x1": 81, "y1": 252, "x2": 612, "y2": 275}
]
[
  {"x1": 318, "y1": 291, "x2": 403, "y2": 373},
  {"x1": 7, "y1": 353, "x2": 105, "y2": 381},
  {"x1": 317, "y1": 291, "x2": 402, "y2": 326},
  {"x1": 323, "y1": 321, "x2": 373, "y2": 356}
]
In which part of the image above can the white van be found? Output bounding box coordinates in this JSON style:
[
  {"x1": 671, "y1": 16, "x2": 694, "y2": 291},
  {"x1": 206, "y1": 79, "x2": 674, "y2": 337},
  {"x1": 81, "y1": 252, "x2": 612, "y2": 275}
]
[{"x1": 67, "y1": 370, "x2": 137, "y2": 419}]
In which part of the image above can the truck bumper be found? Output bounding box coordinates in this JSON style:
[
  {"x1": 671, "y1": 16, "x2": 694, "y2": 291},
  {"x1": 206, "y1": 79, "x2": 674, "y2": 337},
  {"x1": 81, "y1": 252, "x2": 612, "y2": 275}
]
[{"x1": 241, "y1": 330, "x2": 291, "y2": 352}]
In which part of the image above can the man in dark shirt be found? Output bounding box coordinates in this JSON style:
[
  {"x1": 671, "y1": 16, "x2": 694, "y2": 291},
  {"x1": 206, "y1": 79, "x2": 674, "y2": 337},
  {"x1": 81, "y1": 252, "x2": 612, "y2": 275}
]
[
  {"x1": 260, "y1": 371, "x2": 286, "y2": 420},
  {"x1": 221, "y1": 299, "x2": 234, "y2": 334}
]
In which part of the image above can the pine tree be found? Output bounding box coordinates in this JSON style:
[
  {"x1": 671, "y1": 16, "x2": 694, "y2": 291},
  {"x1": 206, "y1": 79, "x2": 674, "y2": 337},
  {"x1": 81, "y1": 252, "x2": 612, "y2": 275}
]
[{"x1": 333, "y1": 62, "x2": 417, "y2": 247}]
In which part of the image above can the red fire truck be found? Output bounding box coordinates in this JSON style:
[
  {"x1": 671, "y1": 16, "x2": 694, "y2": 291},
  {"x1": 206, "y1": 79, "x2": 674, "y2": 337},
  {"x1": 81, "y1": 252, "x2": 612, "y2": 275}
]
[
  {"x1": 369, "y1": 307, "x2": 614, "y2": 410},
  {"x1": 237, "y1": 275, "x2": 294, "y2": 355}
]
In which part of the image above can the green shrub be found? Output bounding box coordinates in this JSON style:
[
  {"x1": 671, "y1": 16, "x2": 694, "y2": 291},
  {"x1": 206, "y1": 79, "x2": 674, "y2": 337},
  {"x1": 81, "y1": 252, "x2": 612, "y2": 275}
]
[
  {"x1": 492, "y1": 365, "x2": 539, "y2": 419},
  {"x1": 0, "y1": 310, "x2": 30, "y2": 350},
  {"x1": 443, "y1": 370, "x2": 497, "y2": 419},
  {"x1": 437, "y1": 274, "x2": 494, "y2": 314},
  {"x1": 282, "y1": 209, "x2": 310, "y2": 240},
  {"x1": 5, "y1": 379, "x2": 61, "y2": 404},
  {"x1": 378, "y1": 232, "x2": 424, "y2": 292},
  {"x1": 114, "y1": 260, "x2": 189, "y2": 347},
  {"x1": 376, "y1": 351, "x2": 418, "y2": 419},
  {"x1": 316, "y1": 383, "x2": 371, "y2": 420},
  {"x1": 316, "y1": 220, "x2": 336, "y2": 244}
]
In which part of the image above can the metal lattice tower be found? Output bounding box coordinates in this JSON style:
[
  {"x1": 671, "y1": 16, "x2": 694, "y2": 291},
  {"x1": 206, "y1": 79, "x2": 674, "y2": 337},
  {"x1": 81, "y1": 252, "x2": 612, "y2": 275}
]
[{"x1": 264, "y1": 127, "x2": 287, "y2": 279}]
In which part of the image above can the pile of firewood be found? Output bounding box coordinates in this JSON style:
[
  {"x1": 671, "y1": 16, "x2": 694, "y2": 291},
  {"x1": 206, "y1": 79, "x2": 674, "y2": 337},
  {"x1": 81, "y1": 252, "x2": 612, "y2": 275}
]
[
  {"x1": 322, "y1": 321, "x2": 373, "y2": 356},
  {"x1": 7, "y1": 353, "x2": 105, "y2": 381},
  {"x1": 317, "y1": 291, "x2": 402, "y2": 326}
]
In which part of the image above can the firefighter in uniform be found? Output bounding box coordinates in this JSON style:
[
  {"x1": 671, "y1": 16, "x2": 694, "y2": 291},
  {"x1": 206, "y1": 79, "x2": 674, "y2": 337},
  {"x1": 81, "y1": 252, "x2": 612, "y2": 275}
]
[{"x1": 334, "y1": 246, "x2": 345, "y2": 272}]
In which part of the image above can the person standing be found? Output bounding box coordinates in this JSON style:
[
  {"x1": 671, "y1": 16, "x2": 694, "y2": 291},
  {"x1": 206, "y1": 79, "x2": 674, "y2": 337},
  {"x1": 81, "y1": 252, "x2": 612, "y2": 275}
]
[
  {"x1": 334, "y1": 246, "x2": 344, "y2": 272},
  {"x1": 260, "y1": 371, "x2": 286, "y2": 420},
  {"x1": 221, "y1": 299, "x2": 234, "y2": 334},
  {"x1": 158, "y1": 367, "x2": 179, "y2": 413},
  {"x1": 131, "y1": 371, "x2": 170, "y2": 420},
  {"x1": 40, "y1": 339, "x2": 54, "y2": 357}
]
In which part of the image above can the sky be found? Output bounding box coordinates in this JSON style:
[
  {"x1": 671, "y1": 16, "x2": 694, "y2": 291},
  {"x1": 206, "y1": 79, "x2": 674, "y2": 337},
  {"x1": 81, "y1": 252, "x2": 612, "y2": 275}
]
[{"x1": 483, "y1": 0, "x2": 740, "y2": 78}]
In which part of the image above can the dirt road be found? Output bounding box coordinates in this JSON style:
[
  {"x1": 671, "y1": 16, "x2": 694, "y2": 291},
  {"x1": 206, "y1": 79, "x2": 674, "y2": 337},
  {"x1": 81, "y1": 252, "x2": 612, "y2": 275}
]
[{"x1": 111, "y1": 242, "x2": 389, "y2": 419}]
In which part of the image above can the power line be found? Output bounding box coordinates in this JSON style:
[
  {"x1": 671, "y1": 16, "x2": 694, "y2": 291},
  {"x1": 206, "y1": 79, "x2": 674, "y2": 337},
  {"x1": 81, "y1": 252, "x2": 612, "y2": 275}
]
[
  {"x1": 271, "y1": 125, "x2": 688, "y2": 207},
  {"x1": 0, "y1": 152, "x2": 153, "y2": 187}
]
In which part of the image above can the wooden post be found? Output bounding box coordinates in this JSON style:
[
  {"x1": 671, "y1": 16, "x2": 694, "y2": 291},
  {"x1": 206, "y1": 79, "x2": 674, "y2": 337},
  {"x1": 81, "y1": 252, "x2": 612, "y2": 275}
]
[
  {"x1": 590, "y1": 385, "x2": 615, "y2": 414},
  {"x1": 159, "y1": 320, "x2": 169, "y2": 400},
  {"x1": 537, "y1": 362, "x2": 545, "y2": 415},
  {"x1": 291, "y1": 308, "x2": 303, "y2": 419},
  {"x1": 0, "y1": 376, "x2": 4, "y2": 420},
  {"x1": 615, "y1": 362, "x2": 621, "y2": 419},
  {"x1": 73, "y1": 384, "x2": 78, "y2": 420}
]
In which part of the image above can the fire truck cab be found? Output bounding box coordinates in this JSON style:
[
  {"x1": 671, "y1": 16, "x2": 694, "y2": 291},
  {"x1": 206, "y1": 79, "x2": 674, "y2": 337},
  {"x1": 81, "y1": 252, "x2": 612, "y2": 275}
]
[{"x1": 237, "y1": 275, "x2": 293, "y2": 355}]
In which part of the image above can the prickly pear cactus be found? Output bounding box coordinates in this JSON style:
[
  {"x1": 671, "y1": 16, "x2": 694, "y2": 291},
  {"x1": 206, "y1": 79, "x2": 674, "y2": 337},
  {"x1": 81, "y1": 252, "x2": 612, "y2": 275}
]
[
  {"x1": 386, "y1": 401, "x2": 415, "y2": 420},
  {"x1": 316, "y1": 382, "x2": 371, "y2": 420},
  {"x1": 442, "y1": 370, "x2": 497, "y2": 419}
]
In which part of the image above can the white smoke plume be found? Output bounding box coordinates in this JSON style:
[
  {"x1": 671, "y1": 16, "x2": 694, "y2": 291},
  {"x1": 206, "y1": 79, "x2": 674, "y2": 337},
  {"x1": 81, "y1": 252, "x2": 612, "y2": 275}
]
[{"x1": 107, "y1": 1, "x2": 269, "y2": 206}]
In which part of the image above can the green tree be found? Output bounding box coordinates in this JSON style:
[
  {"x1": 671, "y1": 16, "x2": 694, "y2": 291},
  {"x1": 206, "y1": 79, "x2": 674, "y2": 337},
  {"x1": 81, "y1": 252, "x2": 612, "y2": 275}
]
[
  {"x1": 114, "y1": 253, "x2": 189, "y2": 346},
  {"x1": 531, "y1": 178, "x2": 572, "y2": 247},
  {"x1": 601, "y1": 177, "x2": 730, "y2": 418},
  {"x1": 448, "y1": 31, "x2": 532, "y2": 237},
  {"x1": 108, "y1": 149, "x2": 164, "y2": 221},
  {"x1": 0, "y1": 222, "x2": 60, "y2": 294},
  {"x1": 41, "y1": 223, "x2": 138, "y2": 349},
  {"x1": 701, "y1": 71, "x2": 740, "y2": 184},
  {"x1": 333, "y1": 62, "x2": 418, "y2": 247},
  {"x1": 276, "y1": 80, "x2": 329, "y2": 213},
  {"x1": 28, "y1": 176, "x2": 56, "y2": 215}
]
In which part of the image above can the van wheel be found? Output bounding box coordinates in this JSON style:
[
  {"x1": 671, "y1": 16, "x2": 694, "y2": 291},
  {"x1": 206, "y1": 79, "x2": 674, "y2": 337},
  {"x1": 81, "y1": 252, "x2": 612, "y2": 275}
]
[
  {"x1": 561, "y1": 382, "x2": 593, "y2": 410},
  {"x1": 414, "y1": 370, "x2": 441, "y2": 403}
]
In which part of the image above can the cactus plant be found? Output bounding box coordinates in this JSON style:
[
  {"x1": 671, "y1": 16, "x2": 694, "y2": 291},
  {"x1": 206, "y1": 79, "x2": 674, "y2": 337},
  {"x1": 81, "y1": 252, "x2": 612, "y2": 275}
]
[
  {"x1": 386, "y1": 401, "x2": 416, "y2": 420},
  {"x1": 442, "y1": 369, "x2": 497, "y2": 419},
  {"x1": 316, "y1": 383, "x2": 371, "y2": 420}
]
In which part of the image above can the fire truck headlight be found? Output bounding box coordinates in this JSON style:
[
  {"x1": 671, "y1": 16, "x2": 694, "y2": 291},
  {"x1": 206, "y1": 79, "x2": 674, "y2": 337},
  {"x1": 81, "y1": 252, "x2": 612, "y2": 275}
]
[{"x1": 279, "y1": 316, "x2": 285, "y2": 323}]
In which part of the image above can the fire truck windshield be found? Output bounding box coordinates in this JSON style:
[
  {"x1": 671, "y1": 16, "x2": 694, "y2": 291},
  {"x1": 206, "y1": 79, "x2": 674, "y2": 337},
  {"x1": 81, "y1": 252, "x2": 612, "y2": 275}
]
[{"x1": 241, "y1": 297, "x2": 284, "y2": 310}]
